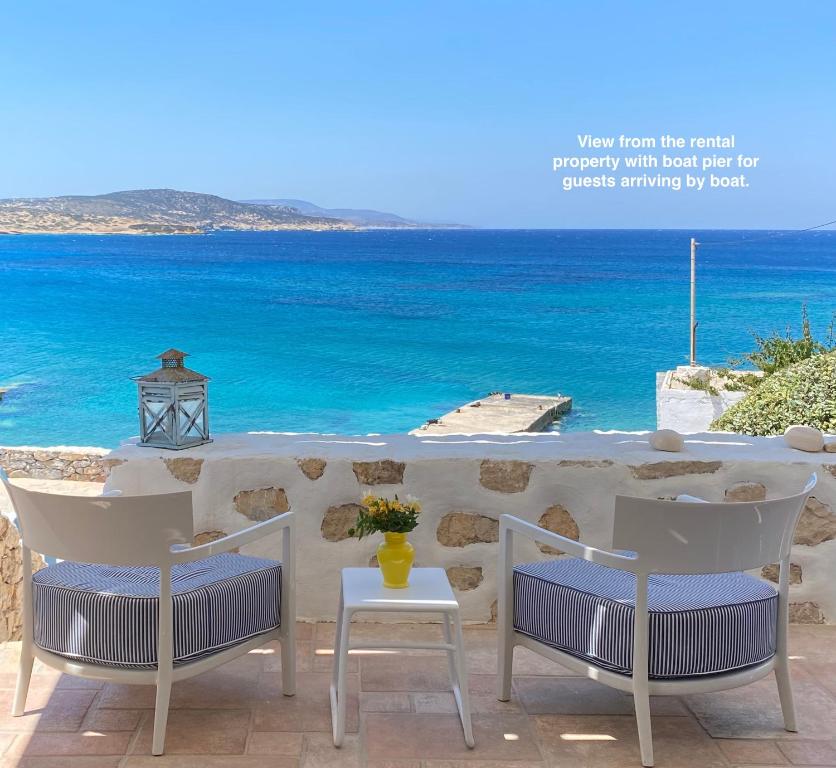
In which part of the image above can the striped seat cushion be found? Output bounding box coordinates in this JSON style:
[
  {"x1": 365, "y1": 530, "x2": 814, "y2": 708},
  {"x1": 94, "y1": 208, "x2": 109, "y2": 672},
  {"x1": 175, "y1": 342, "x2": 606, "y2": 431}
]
[
  {"x1": 513, "y1": 558, "x2": 777, "y2": 679},
  {"x1": 33, "y1": 553, "x2": 281, "y2": 669}
]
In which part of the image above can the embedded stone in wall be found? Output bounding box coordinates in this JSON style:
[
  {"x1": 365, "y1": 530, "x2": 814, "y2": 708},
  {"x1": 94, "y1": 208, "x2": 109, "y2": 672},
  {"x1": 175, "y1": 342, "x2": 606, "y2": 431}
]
[
  {"x1": 479, "y1": 460, "x2": 532, "y2": 493},
  {"x1": 352, "y1": 460, "x2": 405, "y2": 485},
  {"x1": 794, "y1": 497, "x2": 836, "y2": 547},
  {"x1": 557, "y1": 459, "x2": 614, "y2": 469},
  {"x1": 789, "y1": 602, "x2": 826, "y2": 624},
  {"x1": 322, "y1": 503, "x2": 364, "y2": 542},
  {"x1": 234, "y1": 487, "x2": 290, "y2": 522},
  {"x1": 629, "y1": 460, "x2": 722, "y2": 480},
  {"x1": 824, "y1": 463, "x2": 836, "y2": 479},
  {"x1": 436, "y1": 512, "x2": 499, "y2": 547},
  {"x1": 194, "y1": 530, "x2": 229, "y2": 547},
  {"x1": 761, "y1": 562, "x2": 802, "y2": 585},
  {"x1": 1, "y1": 516, "x2": 45, "y2": 642},
  {"x1": 446, "y1": 566, "x2": 483, "y2": 591},
  {"x1": 298, "y1": 458, "x2": 326, "y2": 481},
  {"x1": 101, "y1": 458, "x2": 125, "y2": 473},
  {"x1": 489, "y1": 599, "x2": 498, "y2": 623},
  {"x1": 163, "y1": 457, "x2": 204, "y2": 484},
  {"x1": 537, "y1": 505, "x2": 580, "y2": 555},
  {"x1": 724, "y1": 482, "x2": 767, "y2": 502}
]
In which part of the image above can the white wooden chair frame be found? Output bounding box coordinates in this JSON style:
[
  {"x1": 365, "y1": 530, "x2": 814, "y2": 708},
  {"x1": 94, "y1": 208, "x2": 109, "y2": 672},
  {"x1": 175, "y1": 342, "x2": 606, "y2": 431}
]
[
  {"x1": 497, "y1": 475, "x2": 816, "y2": 767},
  {"x1": 1, "y1": 469, "x2": 296, "y2": 756}
]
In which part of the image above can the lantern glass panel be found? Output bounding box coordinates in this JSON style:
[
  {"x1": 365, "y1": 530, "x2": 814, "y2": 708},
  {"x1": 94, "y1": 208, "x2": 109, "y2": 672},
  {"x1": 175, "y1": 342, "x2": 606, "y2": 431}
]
[
  {"x1": 178, "y1": 397, "x2": 207, "y2": 441},
  {"x1": 141, "y1": 395, "x2": 175, "y2": 444}
]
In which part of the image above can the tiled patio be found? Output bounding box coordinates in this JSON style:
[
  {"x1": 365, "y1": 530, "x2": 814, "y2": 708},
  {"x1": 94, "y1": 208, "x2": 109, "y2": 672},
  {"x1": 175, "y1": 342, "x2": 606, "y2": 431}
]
[{"x1": 0, "y1": 623, "x2": 835, "y2": 768}]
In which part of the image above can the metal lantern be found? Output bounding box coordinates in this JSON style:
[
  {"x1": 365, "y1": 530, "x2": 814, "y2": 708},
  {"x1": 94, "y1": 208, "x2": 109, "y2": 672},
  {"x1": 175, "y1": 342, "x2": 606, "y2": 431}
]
[{"x1": 135, "y1": 349, "x2": 211, "y2": 450}]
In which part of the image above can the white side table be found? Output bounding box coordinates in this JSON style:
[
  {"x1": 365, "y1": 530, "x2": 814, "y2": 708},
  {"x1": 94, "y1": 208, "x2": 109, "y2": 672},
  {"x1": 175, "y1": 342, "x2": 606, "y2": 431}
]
[{"x1": 330, "y1": 567, "x2": 475, "y2": 748}]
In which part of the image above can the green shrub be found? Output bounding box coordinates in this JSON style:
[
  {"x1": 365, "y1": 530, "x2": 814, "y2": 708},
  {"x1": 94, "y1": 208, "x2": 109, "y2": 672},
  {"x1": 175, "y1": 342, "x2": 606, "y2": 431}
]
[
  {"x1": 718, "y1": 371, "x2": 762, "y2": 392},
  {"x1": 732, "y1": 306, "x2": 834, "y2": 374},
  {"x1": 675, "y1": 375, "x2": 718, "y2": 396},
  {"x1": 710, "y1": 352, "x2": 836, "y2": 435}
]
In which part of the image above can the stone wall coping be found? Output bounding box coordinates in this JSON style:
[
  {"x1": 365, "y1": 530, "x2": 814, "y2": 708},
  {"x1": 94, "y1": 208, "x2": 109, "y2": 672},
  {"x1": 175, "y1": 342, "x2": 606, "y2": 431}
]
[
  {"x1": 0, "y1": 445, "x2": 111, "y2": 456},
  {"x1": 105, "y1": 430, "x2": 836, "y2": 466}
]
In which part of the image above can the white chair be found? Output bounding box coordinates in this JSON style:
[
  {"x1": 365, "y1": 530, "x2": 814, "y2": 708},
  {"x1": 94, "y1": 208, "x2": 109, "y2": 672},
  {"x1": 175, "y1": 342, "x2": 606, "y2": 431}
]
[
  {"x1": 497, "y1": 475, "x2": 816, "y2": 767},
  {"x1": 0, "y1": 469, "x2": 296, "y2": 756}
]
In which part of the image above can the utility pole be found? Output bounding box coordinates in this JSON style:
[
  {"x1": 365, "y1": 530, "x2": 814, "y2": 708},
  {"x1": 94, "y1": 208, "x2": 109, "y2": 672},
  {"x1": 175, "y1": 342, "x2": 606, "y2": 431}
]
[{"x1": 690, "y1": 237, "x2": 698, "y2": 366}]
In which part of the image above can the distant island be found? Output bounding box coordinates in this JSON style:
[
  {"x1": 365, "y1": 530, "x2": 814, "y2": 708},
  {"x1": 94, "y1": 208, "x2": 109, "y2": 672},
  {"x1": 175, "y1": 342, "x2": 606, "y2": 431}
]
[
  {"x1": 242, "y1": 198, "x2": 457, "y2": 229},
  {"x1": 0, "y1": 189, "x2": 462, "y2": 235}
]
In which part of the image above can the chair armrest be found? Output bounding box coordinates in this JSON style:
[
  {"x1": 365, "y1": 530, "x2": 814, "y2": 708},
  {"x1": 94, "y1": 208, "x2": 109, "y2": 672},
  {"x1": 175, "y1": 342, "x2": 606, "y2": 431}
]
[
  {"x1": 499, "y1": 514, "x2": 638, "y2": 572},
  {"x1": 170, "y1": 510, "x2": 294, "y2": 563}
]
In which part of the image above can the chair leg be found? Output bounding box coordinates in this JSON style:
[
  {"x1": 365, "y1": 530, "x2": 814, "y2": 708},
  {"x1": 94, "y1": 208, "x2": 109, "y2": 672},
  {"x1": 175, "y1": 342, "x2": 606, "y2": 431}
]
[
  {"x1": 12, "y1": 645, "x2": 33, "y2": 716},
  {"x1": 634, "y1": 685, "x2": 654, "y2": 767},
  {"x1": 281, "y1": 625, "x2": 296, "y2": 697},
  {"x1": 497, "y1": 626, "x2": 513, "y2": 702},
  {"x1": 775, "y1": 656, "x2": 798, "y2": 732},
  {"x1": 151, "y1": 674, "x2": 173, "y2": 756},
  {"x1": 497, "y1": 522, "x2": 514, "y2": 702}
]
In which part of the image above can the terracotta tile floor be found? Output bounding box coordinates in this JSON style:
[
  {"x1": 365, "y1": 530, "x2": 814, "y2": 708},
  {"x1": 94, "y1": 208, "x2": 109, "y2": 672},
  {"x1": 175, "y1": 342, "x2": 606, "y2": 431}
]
[{"x1": 0, "y1": 623, "x2": 834, "y2": 767}]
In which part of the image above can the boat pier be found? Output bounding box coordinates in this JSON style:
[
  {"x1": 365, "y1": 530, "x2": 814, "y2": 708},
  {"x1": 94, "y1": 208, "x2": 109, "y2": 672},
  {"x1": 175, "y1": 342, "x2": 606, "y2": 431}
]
[{"x1": 411, "y1": 393, "x2": 572, "y2": 435}]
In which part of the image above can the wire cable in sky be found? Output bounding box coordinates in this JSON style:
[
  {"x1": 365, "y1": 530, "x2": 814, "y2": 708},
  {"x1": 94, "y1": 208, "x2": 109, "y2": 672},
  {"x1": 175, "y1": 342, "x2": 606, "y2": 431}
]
[{"x1": 699, "y1": 218, "x2": 836, "y2": 247}]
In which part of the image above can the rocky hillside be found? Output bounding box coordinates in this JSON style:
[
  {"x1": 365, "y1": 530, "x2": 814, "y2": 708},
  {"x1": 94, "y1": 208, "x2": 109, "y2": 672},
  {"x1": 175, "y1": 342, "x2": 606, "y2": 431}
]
[
  {"x1": 0, "y1": 189, "x2": 356, "y2": 234},
  {"x1": 244, "y1": 198, "x2": 425, "y2": 227}
]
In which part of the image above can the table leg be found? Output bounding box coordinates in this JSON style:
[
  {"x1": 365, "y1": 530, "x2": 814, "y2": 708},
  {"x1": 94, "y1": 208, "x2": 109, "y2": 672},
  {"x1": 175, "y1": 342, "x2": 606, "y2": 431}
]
[
  {"x1": 329, "y1": 589, "x2": 351, "y2": 746},
  {"x1": 442, "y1": 612, "x2": 458, "y2": 695},
  {"x1": 445, "y1": 610, "x2": 475, "y2": 747}
]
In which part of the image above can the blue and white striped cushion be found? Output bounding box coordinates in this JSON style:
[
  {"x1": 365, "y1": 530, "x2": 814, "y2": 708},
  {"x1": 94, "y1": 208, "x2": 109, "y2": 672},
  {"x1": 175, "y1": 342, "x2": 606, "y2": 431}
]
[
  {"x1": 513, "y1": 558, "x2": 777, "y2": 679},
  {"x1": 32, "y1": 553, "x2": 281, "y2": 669}
]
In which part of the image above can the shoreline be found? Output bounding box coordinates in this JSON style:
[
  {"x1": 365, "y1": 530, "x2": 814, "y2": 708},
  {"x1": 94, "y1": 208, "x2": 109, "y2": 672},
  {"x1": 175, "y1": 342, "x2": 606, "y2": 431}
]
[
  {"x1": 1, "y1": 226, "x2": 832, "y2": 236},
  {"x1": 0, "y1": 225, "x2": 469, "y2": 236}
]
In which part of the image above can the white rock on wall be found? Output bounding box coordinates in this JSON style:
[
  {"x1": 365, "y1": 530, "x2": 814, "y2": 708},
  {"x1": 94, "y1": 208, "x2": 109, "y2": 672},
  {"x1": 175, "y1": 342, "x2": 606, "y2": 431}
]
[
  {"x1": 649, "y1": 429, "x2": 684, "y2": 452},
  {"x1": 784, "y1": 425, "x2": 825, "y2": 453}
]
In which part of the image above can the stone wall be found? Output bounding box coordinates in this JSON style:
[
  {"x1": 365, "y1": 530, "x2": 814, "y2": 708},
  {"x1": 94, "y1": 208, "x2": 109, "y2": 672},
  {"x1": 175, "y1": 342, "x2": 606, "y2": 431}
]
[
  {"x1": 105, "y1": 431, "x2": 836, "y2": 624},
  {"x1": 0, "y1": 515, "x2": 45, "y2": 642},
  {"x1": 0, "y1": 446, "x2": 118, "y2": 483}
]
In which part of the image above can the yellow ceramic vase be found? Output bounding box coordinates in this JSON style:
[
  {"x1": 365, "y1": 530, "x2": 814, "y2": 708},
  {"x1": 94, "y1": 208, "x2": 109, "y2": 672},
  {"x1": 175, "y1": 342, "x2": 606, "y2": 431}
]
[{"x1": 377, "y1": 532, "x2": 414, "y2": 589}]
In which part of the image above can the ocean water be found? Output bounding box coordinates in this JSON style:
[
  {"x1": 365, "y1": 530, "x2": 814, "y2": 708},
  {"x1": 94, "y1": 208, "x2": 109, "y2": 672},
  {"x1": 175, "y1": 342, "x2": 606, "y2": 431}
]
[{"x1": 0, "y1": 229, "x2": 834, "y2": 448}]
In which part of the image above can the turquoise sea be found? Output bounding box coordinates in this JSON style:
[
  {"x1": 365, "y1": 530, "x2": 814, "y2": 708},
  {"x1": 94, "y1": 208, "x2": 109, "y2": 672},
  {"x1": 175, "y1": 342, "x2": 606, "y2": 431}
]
[{"x1": 1, "y1": 230, "x2": 834, "y2": 448}]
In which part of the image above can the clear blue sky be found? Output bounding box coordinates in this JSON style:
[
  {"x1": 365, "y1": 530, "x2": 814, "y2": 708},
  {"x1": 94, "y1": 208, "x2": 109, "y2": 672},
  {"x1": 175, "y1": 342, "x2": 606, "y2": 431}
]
[{"x1": 1, "y1": 1, "x2": 834, "y2": 228}]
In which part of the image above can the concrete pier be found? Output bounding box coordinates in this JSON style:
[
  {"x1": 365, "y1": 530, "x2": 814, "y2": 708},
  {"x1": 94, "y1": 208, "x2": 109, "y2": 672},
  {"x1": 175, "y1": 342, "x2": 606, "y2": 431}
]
[{"x1": 411, "y1": 393, "x2": 572, "y2": 435}]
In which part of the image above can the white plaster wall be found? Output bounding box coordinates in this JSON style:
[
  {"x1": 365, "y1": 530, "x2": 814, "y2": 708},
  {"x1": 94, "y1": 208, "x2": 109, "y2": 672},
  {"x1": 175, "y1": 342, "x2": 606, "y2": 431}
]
[
  {"x1": 656, "y1": 371, "x2": 747, "y2": 432},
  {"x1": 105, "y1": 431, "x2": 836, "y2": 624}
]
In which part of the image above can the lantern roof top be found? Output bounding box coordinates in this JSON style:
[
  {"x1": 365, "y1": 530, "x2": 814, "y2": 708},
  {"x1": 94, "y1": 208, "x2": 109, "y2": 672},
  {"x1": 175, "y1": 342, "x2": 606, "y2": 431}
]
[
  {"x1": 136, "y1": 348, "x2": 209, "y2": 383},
  {"x1": 138, "y1": 366, "x2": 209, "y2": 383},
  {"x1": 157, "y1": 348, "x2": 189, "y2": 360}
]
